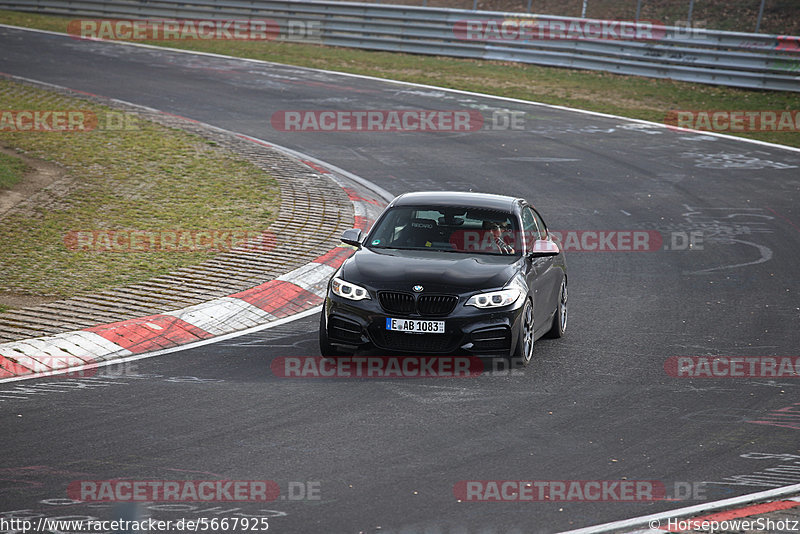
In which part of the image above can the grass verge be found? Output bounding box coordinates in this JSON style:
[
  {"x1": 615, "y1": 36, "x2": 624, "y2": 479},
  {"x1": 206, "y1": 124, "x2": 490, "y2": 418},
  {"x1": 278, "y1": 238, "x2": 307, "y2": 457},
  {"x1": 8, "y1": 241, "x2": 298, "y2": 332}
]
[
  {"x1": 0, "y1": 78, "x2": 280, "y2": 302},
  {"x1": 1, "y1": 9, "x2": 798, "y2": 148},
  {"x1": 0, "y1": 151, "x2": 27, "y2": 189}
]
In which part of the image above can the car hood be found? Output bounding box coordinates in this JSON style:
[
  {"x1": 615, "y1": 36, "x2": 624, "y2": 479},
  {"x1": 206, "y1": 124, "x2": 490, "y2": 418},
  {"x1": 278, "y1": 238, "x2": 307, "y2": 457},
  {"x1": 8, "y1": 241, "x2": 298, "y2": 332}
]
[{"x1": 340, "y1": 247, "x2": 520, "y2": 293}]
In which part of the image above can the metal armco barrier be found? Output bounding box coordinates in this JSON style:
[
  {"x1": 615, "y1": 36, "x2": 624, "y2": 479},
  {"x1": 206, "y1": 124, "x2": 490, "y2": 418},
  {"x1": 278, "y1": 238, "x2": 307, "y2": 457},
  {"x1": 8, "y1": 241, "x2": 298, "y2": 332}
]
[{"x1": 2, "y1": 0, "x2": 799, "y2": 91}]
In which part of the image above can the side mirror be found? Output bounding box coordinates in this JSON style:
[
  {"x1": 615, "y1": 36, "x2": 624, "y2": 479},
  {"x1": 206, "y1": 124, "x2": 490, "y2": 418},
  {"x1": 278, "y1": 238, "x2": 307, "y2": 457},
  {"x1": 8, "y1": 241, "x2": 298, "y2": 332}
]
[
  {"x1": 529, "y1": 239, "x2": 560, "y2": 257},
  {"x1": 341, "y1": 228, "x2": 363, "y2": 248}
]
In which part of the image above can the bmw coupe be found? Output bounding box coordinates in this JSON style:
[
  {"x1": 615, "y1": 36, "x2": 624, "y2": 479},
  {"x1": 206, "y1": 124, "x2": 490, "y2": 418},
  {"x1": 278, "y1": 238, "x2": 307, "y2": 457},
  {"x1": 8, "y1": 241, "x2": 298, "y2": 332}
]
[{"x1": 319, "y1": 191, "x2": 567, "y2": 365}]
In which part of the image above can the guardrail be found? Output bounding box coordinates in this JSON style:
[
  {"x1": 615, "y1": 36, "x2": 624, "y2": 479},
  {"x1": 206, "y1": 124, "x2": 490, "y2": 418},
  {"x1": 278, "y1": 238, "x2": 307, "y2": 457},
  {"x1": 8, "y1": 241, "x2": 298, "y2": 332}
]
[{"x1": 2, "y1": 0, "x2": 799, "y2": 91}]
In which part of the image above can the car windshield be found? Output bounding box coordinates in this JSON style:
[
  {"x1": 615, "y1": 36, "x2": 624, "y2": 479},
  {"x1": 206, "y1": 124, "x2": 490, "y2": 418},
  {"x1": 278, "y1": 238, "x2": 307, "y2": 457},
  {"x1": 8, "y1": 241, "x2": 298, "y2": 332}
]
[{"x1": 366, "y1": 205, "x2": 520, "y2": 255}]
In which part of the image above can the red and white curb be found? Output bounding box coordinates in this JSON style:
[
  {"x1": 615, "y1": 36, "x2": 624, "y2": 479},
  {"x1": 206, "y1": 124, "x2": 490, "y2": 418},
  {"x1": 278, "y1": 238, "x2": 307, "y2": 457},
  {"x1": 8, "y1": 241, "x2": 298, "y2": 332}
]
[
  {"x1": 648, "y1": 496, "x2": 800, "y2": 532},
  {"x1": 560, "y1": 483, "x2": 800, "y2": 534},
  {"x1": 0, "y1": 155, "x2": 388, "y2": 382}
]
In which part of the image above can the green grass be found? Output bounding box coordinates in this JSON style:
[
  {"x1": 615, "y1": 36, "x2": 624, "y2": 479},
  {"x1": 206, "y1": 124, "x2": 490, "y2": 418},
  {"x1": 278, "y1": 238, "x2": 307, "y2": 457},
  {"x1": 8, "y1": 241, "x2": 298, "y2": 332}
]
[
  {"x1": 0, "y1": 78, "x2": 280, "y2": 300},
  {"x1": 1, "y1": 9, "x2": 798, "y2": 148},
  {"x1": 0, "y1": 151, "x2": 27, "y2": 189}
]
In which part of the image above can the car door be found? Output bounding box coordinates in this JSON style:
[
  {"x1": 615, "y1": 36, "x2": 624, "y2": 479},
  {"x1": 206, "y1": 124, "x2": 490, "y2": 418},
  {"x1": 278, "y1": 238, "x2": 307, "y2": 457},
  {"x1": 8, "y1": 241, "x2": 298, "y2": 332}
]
[
  {"x1": 522, "y1": 205, "x2": 559, "y2": 332},
  {"x1": 521, "y1": 206, "x2": 549, "y2": 330},
  {"x1": 530, "y1": 207, "x2": 562, "y2": 324}
]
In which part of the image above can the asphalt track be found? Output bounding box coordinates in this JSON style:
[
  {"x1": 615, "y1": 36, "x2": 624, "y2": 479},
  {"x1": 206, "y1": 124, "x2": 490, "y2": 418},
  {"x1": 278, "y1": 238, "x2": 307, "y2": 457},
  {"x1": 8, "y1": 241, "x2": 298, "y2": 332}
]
[{"x1": 2, "y1": 26, "x2": 800, "y2": 533}]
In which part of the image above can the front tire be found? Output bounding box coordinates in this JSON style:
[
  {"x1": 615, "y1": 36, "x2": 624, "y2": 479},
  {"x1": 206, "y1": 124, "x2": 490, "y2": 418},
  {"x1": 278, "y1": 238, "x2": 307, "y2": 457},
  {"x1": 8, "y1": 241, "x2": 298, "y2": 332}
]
[
  {"x1": 545, "y1": 278, "x2": 567, "y2": 338},
  {"x1": 509, "y1": 298, "x2": 534, "y2": 366}
]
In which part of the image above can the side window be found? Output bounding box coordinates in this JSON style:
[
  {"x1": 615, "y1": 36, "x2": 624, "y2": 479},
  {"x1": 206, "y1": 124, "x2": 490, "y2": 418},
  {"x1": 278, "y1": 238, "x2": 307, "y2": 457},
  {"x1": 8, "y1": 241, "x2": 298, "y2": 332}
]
[
  {"x1": 521, "y1": 207, "x2": 540, "y2": 250},
  {"x1": 530, "y1": 208, "x2": 548, "y2": 240}
]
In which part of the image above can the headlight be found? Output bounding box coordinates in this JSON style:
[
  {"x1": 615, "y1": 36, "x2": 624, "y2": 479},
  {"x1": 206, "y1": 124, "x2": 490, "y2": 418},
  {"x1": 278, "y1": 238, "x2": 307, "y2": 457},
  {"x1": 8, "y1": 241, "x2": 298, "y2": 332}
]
[
  {"x1": 331, "y1": 277, "x2": 371, "y2": 301},
  {"x1": 465, "y1": 288, "x2": 521, "y2": 309}
]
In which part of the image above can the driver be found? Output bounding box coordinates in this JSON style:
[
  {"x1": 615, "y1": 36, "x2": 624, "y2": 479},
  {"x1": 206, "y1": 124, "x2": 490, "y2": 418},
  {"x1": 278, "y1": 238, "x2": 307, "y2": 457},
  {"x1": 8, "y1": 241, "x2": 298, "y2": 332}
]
[{"x1": 483, "y1": 221, "x2": 514, "y2": 254}]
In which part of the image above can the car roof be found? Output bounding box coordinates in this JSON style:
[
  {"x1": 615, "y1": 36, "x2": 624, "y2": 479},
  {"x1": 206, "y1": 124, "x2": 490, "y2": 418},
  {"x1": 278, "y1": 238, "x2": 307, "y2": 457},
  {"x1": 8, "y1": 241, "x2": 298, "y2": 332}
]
[{"x1": 390, "y1": 191, "x2": 523, "y2": 212}]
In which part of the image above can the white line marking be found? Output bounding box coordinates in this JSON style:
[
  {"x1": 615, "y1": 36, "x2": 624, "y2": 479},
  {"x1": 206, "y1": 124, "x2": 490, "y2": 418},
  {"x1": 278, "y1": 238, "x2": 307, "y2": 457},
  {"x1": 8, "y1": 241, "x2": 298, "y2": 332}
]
[
  {"x1": 0, "y1": 307, "x2": 322, "y2": 384},
  {"x1": 558, "y1": 482, "x2": 800, "y2": 534}
]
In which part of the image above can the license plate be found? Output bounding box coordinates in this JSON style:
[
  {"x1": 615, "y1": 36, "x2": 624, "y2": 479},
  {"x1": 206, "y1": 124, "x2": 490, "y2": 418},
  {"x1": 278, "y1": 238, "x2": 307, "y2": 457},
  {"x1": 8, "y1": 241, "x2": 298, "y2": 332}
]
[{"x1": 386, "y1": 318, "x2": 445, "y2": 334}]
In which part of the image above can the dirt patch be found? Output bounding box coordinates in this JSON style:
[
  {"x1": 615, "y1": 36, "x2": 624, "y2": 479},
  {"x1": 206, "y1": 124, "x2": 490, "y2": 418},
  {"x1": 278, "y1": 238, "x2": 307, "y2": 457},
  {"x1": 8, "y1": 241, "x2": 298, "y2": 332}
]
[
  {"x1": 0, "y1": 145, "x2": 67, "y2": 219},
  {"x1": 0, "y1": 145, "x2": 69, "y2": 309},
  {"x1": 0, "y1": 78, "x2": 281, "y2": 310},
  {"x1": 0, "y1": 291, "x2": 54, "y2": 309}
]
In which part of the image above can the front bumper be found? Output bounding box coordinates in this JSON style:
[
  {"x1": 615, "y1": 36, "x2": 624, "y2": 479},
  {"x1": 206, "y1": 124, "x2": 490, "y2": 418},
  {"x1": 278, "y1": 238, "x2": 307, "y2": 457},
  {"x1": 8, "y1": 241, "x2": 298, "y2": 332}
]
[{"x1": 323, "y1": 294, "x2": 525, "y2": 355}]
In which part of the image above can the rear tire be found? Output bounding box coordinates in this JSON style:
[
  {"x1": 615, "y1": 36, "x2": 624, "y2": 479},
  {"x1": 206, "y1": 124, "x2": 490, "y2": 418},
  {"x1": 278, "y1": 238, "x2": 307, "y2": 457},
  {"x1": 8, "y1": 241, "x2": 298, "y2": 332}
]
[
  {"x1": 545, "y1": 278, "x2": 567, "y2": 338},
  {"x1": 319, "y1": 310, "x2": 353, "y2": 357},
  {"x1": 508, "y1": 298, "x2": 534, "y2": 367}
]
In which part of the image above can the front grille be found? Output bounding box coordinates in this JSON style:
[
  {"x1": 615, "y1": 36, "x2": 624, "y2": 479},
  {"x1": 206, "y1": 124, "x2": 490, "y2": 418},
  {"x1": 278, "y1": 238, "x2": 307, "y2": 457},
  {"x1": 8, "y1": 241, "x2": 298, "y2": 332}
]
[
  {"x1": 329, "y1": 317, "x2": 363, "y2": 343},
  {"x1": 371, "y1": 329, "x2": 458, "y2": 353},
  {"x1": 378, "y1": 292, "x2": 415, "y2": 314},
  {"x1": 378, "y1": 292, "x2": 458, "y2": 316},
  {"x1": 418, "y1": 295, "x2": 458, "y2": 316},
  {"x1": 471, "y1": 326, "x2": 512, "y2": 352}
]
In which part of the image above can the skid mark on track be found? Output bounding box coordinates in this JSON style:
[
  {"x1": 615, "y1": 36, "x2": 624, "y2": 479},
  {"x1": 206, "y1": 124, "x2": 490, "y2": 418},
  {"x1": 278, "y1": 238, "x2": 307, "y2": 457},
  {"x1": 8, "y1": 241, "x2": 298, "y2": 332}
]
[
  {"x1": 706, "y1": 452, "x2": 800, "y2": 489},
  {"x1": 380, "y1": 383, "x2": 547, "y2": 404},
  {"x1": 0, "y1": 374, "x2": 224, "y2": 403},
  {"x1": 673, "y1": 205, "x2": 777, "y2": 275}
]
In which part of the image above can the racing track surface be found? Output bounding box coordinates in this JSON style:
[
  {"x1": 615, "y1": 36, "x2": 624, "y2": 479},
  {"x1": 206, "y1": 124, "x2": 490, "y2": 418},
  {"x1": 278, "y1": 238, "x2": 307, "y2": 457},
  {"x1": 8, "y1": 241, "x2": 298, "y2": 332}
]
[{"x1": 2, "y1": 27, "x2": 800, "y2": 533}]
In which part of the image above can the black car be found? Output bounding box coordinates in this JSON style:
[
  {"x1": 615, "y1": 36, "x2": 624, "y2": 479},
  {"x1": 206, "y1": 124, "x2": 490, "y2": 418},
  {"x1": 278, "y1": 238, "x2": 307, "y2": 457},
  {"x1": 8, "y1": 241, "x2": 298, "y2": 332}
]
[{"x1": 319, "y1": 191, "x2": 567, "y2": 365}]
